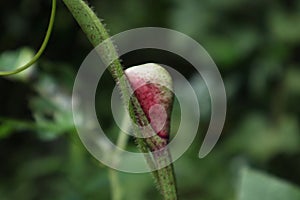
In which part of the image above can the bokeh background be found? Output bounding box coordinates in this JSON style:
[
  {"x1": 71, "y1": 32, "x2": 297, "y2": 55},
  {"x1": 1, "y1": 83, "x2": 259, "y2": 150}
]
[{"x1": 0, "y1": 0, "x2": 300, "y2": 199}]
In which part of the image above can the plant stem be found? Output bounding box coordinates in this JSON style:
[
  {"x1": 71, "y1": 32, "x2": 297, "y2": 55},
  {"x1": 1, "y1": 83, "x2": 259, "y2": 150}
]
[
  {"x1": 153, "y1": 151, "x2": 178, "y2": 199},
  {"x1": 0, "y1": 0, "x2": 56, "y2": 76},
  {"x1": 108, "y1": 169, "x2": 122, "y2": 200},
  {"x1": 60, "y1": 0, "x2": 152, "y2": 167},
  {"x1": 61, "y1": 0, "x2": 177, "y2": 199},
  {"x1": 108, "y1": 114, "x2": 130, "y2": 200}
]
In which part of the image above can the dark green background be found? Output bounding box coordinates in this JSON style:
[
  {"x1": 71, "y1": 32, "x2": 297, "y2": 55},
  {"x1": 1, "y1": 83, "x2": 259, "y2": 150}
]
[{"x1": 0, "y1": 0, "x2": 300, "y2": 199}]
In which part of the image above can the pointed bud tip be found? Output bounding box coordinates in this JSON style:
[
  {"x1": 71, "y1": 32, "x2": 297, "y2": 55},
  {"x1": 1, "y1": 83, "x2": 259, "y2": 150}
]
[
  {"x1": 125, "y1": 63, "x2": 174, "y2": 140},
  {"x1": 125, "y1": 63, "x2": 173, "y2": 90}
]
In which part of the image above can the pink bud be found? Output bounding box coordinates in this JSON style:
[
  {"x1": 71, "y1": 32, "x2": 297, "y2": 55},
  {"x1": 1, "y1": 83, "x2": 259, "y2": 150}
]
[{"x1": 125, "y1": 63, "x2": 174, "y2": 140}]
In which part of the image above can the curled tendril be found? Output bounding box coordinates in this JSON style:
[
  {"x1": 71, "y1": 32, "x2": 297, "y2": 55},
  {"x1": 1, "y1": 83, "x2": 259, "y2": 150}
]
[{"x1": 0, "y1": 0, "x2": 56, "y2": 76}]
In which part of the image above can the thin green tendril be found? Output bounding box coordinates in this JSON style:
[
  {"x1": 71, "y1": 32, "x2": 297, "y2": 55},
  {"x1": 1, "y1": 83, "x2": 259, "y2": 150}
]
[{"x1": 0, "y1": 0, "x2": 56, "y2": 76}]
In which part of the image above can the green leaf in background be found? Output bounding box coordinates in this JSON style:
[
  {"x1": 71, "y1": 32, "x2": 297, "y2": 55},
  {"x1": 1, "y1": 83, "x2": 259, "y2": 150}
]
[
  {"x1": 268, "y1": 8, "x2": 300, "y2": 43},
  {"x1": 225, "y1": 113, "x2": 300, "y2": 162},
  {"x1": 239, "y1": 168, "x2": 300, "y2": 200},
  {"x1": 0, "y1": 118, "x2": 35, "y2": 139},
  {"x1": 29, "y1": 74, "x2": 75, "y2": 140},
  {"x1": 285, "y1": 67, "x2": 300, "y2": 96},
  {"x1": 0, "y1": 47, "x2": 36, "y2": 81}
]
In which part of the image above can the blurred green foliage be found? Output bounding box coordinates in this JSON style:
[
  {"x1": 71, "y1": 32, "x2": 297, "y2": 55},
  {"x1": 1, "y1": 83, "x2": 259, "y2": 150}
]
[
  {"x1": 0, "y1": 0, "x2": 300, "y2": 200},
  {"x1": 239, "y1": 168, "x2": 300, "y2": 200}
]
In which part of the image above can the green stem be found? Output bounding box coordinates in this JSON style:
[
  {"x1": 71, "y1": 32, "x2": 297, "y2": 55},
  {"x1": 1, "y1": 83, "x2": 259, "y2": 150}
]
[
  {"x1": 153, "y1": 150, "x2": 178, "y2": 199},
  {"x1": 61, "y1": 0, "x2": 177, "y2": 199},
  {"x1": 0, "y1": 0, "x2": 56, "y2": 76},
  {"x1": 108, "y1": 169, "x2": 122, "y2": 200},
  {"x1": 108, "y1": 115, "x2": 130, "y2": 200}
]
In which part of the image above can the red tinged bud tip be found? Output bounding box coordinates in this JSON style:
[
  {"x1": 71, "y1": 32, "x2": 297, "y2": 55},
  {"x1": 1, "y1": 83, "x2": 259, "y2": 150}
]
[{"x1": 125, "y1": 63, "x2": 174, "y2": 140}]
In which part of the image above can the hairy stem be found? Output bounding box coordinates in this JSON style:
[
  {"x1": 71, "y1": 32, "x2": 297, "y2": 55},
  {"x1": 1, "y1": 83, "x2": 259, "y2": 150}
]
[{"x1": 61, "y1": 0, "x2": 177, "y2": 199}]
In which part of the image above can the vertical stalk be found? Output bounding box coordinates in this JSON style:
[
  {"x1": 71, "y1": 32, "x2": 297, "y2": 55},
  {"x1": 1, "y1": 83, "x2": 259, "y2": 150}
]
[
  {"x1": 108, "y1": 114, "x2": 130, "y2": 200},
  {"x1": 61, "y1": 0, "x2": 177, "y2": 199}
]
